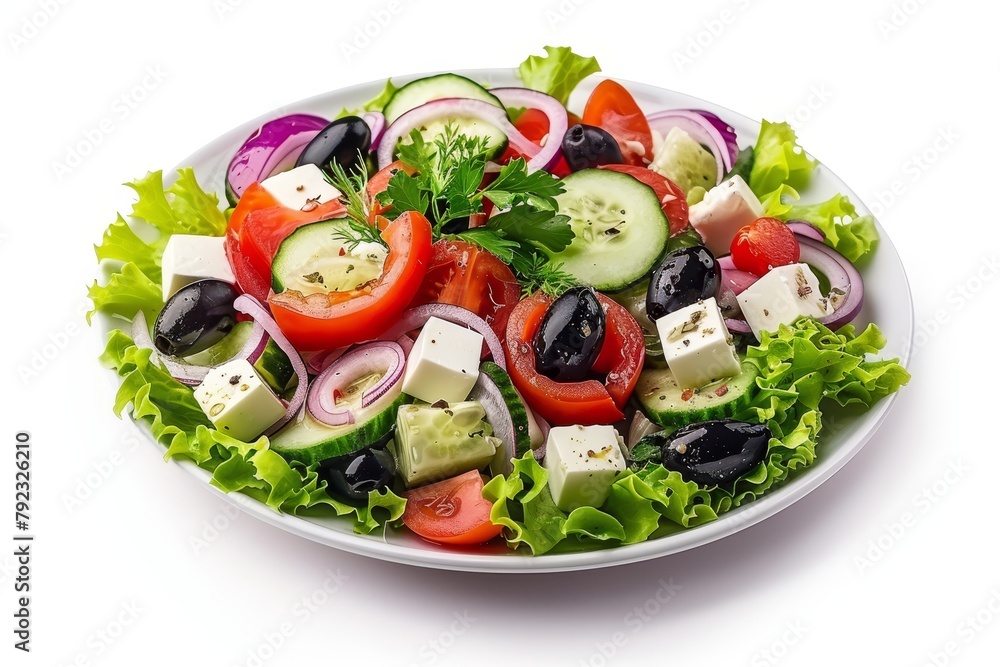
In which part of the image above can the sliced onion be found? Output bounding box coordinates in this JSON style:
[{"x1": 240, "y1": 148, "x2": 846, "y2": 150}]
[
  {"x1": 394, "y1": 334, "x2": 414, "y2": 356},
  {"x1": 720, "y1": 265, "x2": 759, "y2": 296},
  {"x1": 646, "y1": 109, "x2": 734, "y2": 184},
  {"x1": 627, "y1": 409, "x2": 662, "y2": 451},
  {"x1": 306, "y1": 340, "x2": 404, "y2": 427},
  {"x1": 304, "y1": 347, "x2": 350, "y2": 375},
  {"x1": 530, "y1": 409, "x2": 551, "y2": 462},
  {"x1": 786, "y1": 220, "x2": 826, "y2": 242},
  {"x1": 489, "y1": 87, "x2": 568, "y2": 172},
  {"x1": 797, "y1": 234, "x2": 864, "y2": 330},
  {"x1": 376, "y1": 98, "x2": 540, "y2": 171},
  {"x1": 362, "y1": 111, "x2": 386, "y2": 151},
  {"x1": 130, "y1": 311, "x2": 267, "y2": 386},
  {"x1": 725, "y1": 317, "x2": 753, "y2": 334},
  {"x1": 377, "y1": 303, "x2": 506, "y2": 371},
  {"x1": 469, "y1": 372, "x2": 517, "y2": 475},
  {"x1": 226, "y1": 114, "x2": 329, "y2": 201},
  {"x1": 688, "y1": 109, "x2": 739, "y2": 165},
  {"x1": 234, "y1": 295, "x2": 308, "y2": 435}
]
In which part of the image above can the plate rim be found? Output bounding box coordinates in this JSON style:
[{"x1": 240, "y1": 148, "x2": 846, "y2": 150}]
[{"x1": 99, "y1": 67, "x2": 914, "y2": 573}]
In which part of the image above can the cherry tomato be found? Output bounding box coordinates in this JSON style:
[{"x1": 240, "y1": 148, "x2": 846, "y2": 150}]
[
  {"x1": 505, "y1": 292, "x2": 644, "y2": 425},
  {"x1": 598, "y1": 164, "x2": 689, "y2": 236},
  {"x1": 730, "y1": 217, "x2": 801, "y2": 277},
  {"x1": 411, "y1": 240, "x2": 521, "y2": 341},
  {"x1": 268, "y1": 211, "x2": 433, "y2": 350},
  {"x1": 582, "y1": 80, "x2": 653, "y2": 167},
  {"x1": 401, "y1": 470, "x2": 502, "y2": 545},
  {"x1": 499, "y1": 108, "x2": 575, "y2": 177}
]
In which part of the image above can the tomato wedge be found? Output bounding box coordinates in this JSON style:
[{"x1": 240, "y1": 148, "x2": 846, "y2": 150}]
[
  {"x1": 366, "y1": 160, "x2": 415, "y2": 226},
  {"x1": 499, "y1": 108, "x2": 575, "y2": 177},
  {"x1": 268, "y1": 211, "x2": 433, "y2": 350},
  {"x1": 598, "y1": 164, "x2": 689, "y2": 236},
  {"x1": 411, "y1": 240, "x2": 521, "y2": 341},
  {"x1": 583, "y1": 80, "x2": 654, "y2": 167},
  {"x1": 401, "y1": 470, "x2": 502, "y2": 545},
  {"x1": 505, "y1": 292, "x2": 644, "y2": 426}
]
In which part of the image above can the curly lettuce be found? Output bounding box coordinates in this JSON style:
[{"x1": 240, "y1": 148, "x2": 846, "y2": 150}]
[
  {"x1": 485, "y1": 319, "x2": 909, "y2": 554},
  {"x1": 88, "y1": 168, "x2": 227, "y2": 324},
  {"x1": 517, "y1": 46, "x2": 601, "y2": 107},
  {"x1": 99, "y1": 330, "x2": 405, "y2": 533}
]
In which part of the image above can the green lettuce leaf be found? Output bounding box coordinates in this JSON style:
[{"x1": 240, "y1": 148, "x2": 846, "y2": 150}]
[
  {"x1": 517, "y1": 46, "x2": 601, "y2": 107},
  {"x1": 99, "y1": 330, "x2": 405, "y2": 532},
  {"x1": 786, "y1": 195, "x2": 880, "y2": 262},
  {"x1": 749, "y1": 121, "x2": 818, "y2": 198},
  {"x1": 86, "y1": 262, "x2": 162, "y2": 325},
  {"x1": 94, "y1": 214, "x2": 165, "y2": 283},
  {"x1": 125, "y1": 168, "x2": 227, "y2": 237},
  {"x1": 363, "y1": 79, "x2": 399, "y2": 113}
]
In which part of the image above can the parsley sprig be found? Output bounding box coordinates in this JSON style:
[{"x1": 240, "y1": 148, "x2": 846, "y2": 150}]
[{"x1": 376, "y1": 125, "x2": 578, "y2": 295}]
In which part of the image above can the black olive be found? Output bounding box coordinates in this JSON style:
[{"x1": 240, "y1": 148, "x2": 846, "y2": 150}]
[
  {"x1": 658, "y1": 419, "x2": 770, "y2": 486},
  {"x1": 561, "y1": 124, "x2": 625, "y2": 172},
  {"x1": 295, "y1": 116, "x2": 371, "y2": 177},
  {"x1": 646, "y1": 245, "x2": 720, "y2": 321},
  {"x1": 533, "y1": 286, "x2": 606, "y2": 382},
  {"x1": 318, "y1": 435, "x2": 396, "y2": 504},
  {"x1": 153, "y1": 279, "x2": 238, "y2": 357}
]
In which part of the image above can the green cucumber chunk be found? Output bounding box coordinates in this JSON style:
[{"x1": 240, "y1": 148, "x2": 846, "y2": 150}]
[
  {"x1": 550, "y1": 169, "x2": 670, "y2": 292},
  {"x1": 382, "y1": 73, "x2": 508, "y2": 160},
  {"x1": 390, "y1": 400, "x2": 501, "y2": 488},
  {"x1": 269, "y1": 376, "x2": 407, "y2": 467},
  {"x1": 184, "y1": 321, "x2": 295, "y2": 392},
  {"x1": 635, "y1": 361, "x2": 759, "y2": 428},
  {"x1": 271, "y1": 219, "x2": 387, "y2": 295},
  {"x1": 650, "y1": 127, "x2": 718, "y2": 194}
]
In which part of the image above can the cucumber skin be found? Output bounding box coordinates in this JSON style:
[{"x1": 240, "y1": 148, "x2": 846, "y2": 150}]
[
  {"x1": 636, "y1": 362, "x2": 759, "y2": 428},
  {"x1": 480, "y1": 362, "x2": 532, "y2": 457},
  {"x1": 383, "y1": 73, "x2": 503, "y2": 122},
  {"x1": 269, "y1": 393, "x2": 409, "y2": 467}
]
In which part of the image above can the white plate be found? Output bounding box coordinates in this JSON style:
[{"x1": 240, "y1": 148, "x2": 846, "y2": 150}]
[{"x1": 102, "y1": 68, "x2": 913, "y2": 573}]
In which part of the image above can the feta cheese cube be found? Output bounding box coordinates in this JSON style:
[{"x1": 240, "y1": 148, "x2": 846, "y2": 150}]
[
  {"x1": 737, "y1": 263, "x2": 830, "y2": 339},
  {"x1": 544, "y1": 425, "x2": 626, "y2": 512},
  {"x1": 688, "y1": 176, "x2": 764, "y2": 256},
  {"x1": 401, "y1": 317, "x2": 483, "y2": 403},
  {"x1": 193, "y1": 359, "x2": 286, "y2": 441},
  {"x1": 655, "y1": 297, "x2": 741, "y2": 389},
  {"x1": 161, "y1": 234, "x2": 236, "y2": 300},
  {"x1": 259, "y1": 163, "x2": 341, "y2": 211}
]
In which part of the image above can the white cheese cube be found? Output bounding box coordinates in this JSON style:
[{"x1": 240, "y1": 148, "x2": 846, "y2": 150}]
[
  {"x1": 688, "y1": 175, "x2": 764, "y2": 256},
  {"x1": 401, "y1": 317, "x2": 483, "y2": 403},
  {"x1": 544, "y1": 425, "x2": 626, "y2": 512},
  {"x1": 193, "y1": 359, "x2": 286, "y2": 441},
  {"x1": 737, "y1": 263, "x2": 830, "y2": 340},
  {"x1": 161, "y1": 234, "x2": 236, "y2": 300},
  {"x1": 655, "y1": 297, "x2": 742, "y2": 389},
  {"x1": 259, "y1": 163, "x2": 341, "y2": 211}
]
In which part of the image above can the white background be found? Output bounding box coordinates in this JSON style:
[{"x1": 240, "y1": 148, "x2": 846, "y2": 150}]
[{"x1": 2, "y1": 0, "x2": 998, "y2": 665}]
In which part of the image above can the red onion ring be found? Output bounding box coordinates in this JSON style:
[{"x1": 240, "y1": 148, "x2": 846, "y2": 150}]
[
  {"x1": 376, "y1": 98, "x2": 539, "y2": 171},
  {"x1": 687, "y1": 109, "x2": 739, "y2": 165},
  {"x1": 362, "y1": 111, "x2": 386, "y2": 151},
  {"x1": 530, "y1": 408, "x2": 551, "y2": 462},
  {"x1": 786, "y1": 220, "x2": 826, "y2": 242},
  {"x1": 226, "y1": 114, "x2": 328, "y2": 201},
  {"x1": 130, "y1": 311, "x2": 268, "y2": 386},
  {"x1": 234, "y1": 294, "x2": 308, "y2": 435},
  {"x1": 646, "y1": 109, "x2": 734, "y2": 184},
  {"x1": 304, "y1": 347, "x2": 350, "y2": 375},
  {"x1": 377, "y1": 303, "x2": 506, "y2": 371},
  {"x1": 489, "y1": 87, "x2": 568, "y2": 172},
  {"x1": 627, "y1": 409, "x2": 661, "y2": 450},
  {"x1": 306, "y1": 340, "x2": 405, "y2": 427},
  {"x1": 469, "y1": 371, "x2": 518, "y2": 474}
]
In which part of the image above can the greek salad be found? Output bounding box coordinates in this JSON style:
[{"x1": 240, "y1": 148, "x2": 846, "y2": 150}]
[{"x1": 90, "y1": 47, "x2": 909, "y2": 555}]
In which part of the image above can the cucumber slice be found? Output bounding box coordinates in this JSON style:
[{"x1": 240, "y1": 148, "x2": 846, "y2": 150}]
[
  {"x1": 269, "y1": 378, "x2": 407, "y2": 466},
  {"x1": 635, "y1": 361, "x2": 758, "y2": 428},
  {"x1": 550, "y1": 169, "x2": 670, "y2": 292},
  {"x1": 184, "y1": 321, "x2": 295, "y2": 392},
  {"x1": 650, "y1": 127, "x2": 718, "y2": 194},
  {"x1": 271, "y1": 219, "x2": 388, "y2": 295},
  {"x1": 382, "y1": 73, "x2": 508, "y2": 160}
]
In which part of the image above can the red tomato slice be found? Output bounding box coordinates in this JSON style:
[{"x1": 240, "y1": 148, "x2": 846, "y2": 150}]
[
  {"x1": 598, "y1": 164, "x2": 689, "y2": 236},
  {"x1": 268, "y1": 211, "x2": 433, "y2": 350},
  {"x1": 583, "y1": 80, "x2": 654, "y2": 167},
  {"x1": 505, "y1": 292, "x2": 644, "y2": 425},
  {"x1": 366, "y1": 160, "x2": 415, "y2": 225},
  {"x1": 410, "y1": 240, "x2": 521, "y2": 341},
  {"x1": 401, "y1": 471, "x2": 502, "y2": 545},
  {"x1": 730, "y1": 217, "x2": 801, "y2": 277}
]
